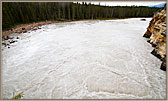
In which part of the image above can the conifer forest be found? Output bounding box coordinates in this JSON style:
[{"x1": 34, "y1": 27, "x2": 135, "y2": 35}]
[{"x1": 2, "y1": 2, "x2": 159, "y2": 30}]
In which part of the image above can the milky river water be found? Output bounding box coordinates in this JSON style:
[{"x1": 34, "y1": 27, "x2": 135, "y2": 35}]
[{"x1": 2, "y1": 18, "x2": 166, "y2": 99}]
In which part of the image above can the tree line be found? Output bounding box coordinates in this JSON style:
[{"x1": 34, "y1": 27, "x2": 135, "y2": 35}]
[{"x1": 2, "y1": 2, "x2": 160, "y2": 30}]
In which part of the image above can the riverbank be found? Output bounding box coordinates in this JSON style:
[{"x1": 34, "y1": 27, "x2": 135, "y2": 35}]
[{"x1": 2, "y1": 20, "x2": 70, "y2": 38}]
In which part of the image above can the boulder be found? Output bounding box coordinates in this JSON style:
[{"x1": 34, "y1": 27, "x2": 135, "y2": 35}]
[
  {"x1": 22, "y1": 28, "x2": 25, "y2": 30},
  {"x1": 16, "y1": 36, "x2": 19, "y2": 39},
  {"x1": 140, "y1": 19, "x2": 146, "y2": 21}
]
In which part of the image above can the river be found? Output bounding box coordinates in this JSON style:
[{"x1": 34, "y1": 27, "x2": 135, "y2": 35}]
[{"x1": 2, "y1": 18, "x2": 166, "y2": 99}]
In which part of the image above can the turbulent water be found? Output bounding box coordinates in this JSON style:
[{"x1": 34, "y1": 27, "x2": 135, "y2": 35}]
[{"x1": 2, "y1": 18, "x2": 166, "y2": 99}]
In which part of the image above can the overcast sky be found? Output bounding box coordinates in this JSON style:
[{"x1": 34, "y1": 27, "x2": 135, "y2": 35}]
[{"x1": 75, "y1": 1, "x2": 166, "y2": 6}]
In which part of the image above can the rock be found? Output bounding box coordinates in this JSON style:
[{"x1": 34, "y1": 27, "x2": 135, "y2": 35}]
[
  {"x1": 151, "y1": 49, "x2": 162, "y2": 60},
  {"x1": 161, "y1": 31, "x2": 166, "y2": 37},
  {"x1": 3, "y1": 36, "x2": 14, "y2": 40},
  {"x1": 23, "y1": 30, "x2": 27, "y2": 33},
  {"x1": 143, "y1": 5, "x2": 166, "y2": 70},
  {"x1": 160, "y1": 58, "x2": 166, "y2": 71},
  {"x1": 22, "y1": 28, "x2": 25, "y2": 30},
  {"x1": 8, "y1": 36, "x2": 14, "y2": 39},
  {"x1": 143, "y1": 30, "x2": 151, "y2": 38},
  {"x1": 9, "y1": 41, "x2": 12, "y2": 44},
  {"x1": 2, "y1": 43, "x2": 7, "y2": 47},
  {"x1": 3, "y1": 36, "x2": 8, "y2": 40},
  {"x1": 33, "y1": 27, "x2": 38, "y2": 30},
  {"x1": 6, "y1": 36, "x2": 9, "y2": 39},
  {"x1": 9, "y1": 40, "x2": 16, "y2": 44},
  {"x1": 16, "y1": 36, "x2": 19, "y2": 39},
  {"x1": 140, "y1": 19, "x2": 146, "y2": 21},
  {"x1": 151, "y1": 42, "x2": 157, "y2": 47},
  {"x1": 147, "y1": 40, "x2": 158, "y2": 48},
  {"x1": 147, "y1": 40, "x2": 151, "y2": 43}
]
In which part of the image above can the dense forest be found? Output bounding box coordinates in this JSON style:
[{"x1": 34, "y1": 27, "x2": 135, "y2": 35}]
[{"x1": 2, "y1": 2, "x2": 160, "y2": 30}]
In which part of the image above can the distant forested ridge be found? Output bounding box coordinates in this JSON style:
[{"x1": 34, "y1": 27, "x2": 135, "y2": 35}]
[{"x1": 2, "y1": 2, "x2": 160, "y2": 30}]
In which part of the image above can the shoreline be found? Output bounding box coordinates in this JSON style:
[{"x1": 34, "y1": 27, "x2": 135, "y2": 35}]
[
  {"x1": 2, "y1": 20, "x2": 70, "y2": 38},
  {"x1": 2, "y1": 17, "x2": 151, "y2": 38}
]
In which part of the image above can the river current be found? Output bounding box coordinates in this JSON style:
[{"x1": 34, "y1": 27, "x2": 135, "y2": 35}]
[{"x1": 2, "y1": 18, "x2": 166, "y2": 99}]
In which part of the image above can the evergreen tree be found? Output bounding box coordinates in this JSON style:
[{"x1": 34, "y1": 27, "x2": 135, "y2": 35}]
[{"x1": 2, "y1": 2, "x2": 160, "y2": 30}]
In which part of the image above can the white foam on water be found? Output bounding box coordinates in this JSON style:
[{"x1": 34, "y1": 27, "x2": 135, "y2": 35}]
[{"x1": 2, "y1": 18, "x2": 166, "y2": 99}]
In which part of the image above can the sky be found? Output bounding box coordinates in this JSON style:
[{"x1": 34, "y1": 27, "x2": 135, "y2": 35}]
[{"x1": 74, "y1": 1, "x2": 166, "y2": 6}]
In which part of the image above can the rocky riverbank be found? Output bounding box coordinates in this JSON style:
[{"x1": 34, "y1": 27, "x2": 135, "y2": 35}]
[
  {"x1": 2, "y1": 20, "x2": 74, "y2": 48},
  {"x1": 2, "y1": 21, "x2": 52, "y2": 48},
  {"x1": 2, "y1": 20, "x2": 70, "y2": 37},
  {"x1": 143, "y1": 4, "x2": 166, "y2": 71}
]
